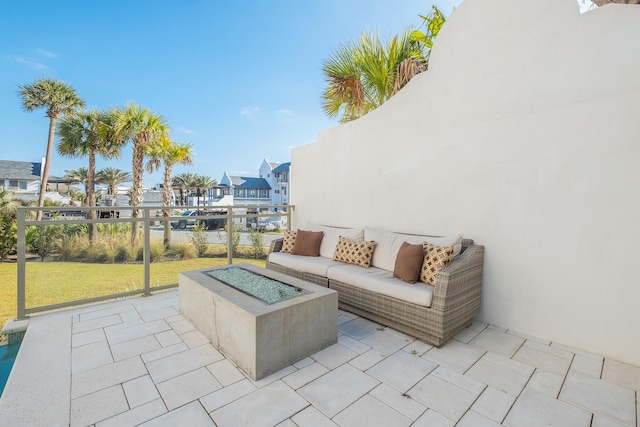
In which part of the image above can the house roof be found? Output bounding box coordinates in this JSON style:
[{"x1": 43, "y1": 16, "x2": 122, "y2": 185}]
[
  {"x1": 229, "y1": 176, "x2": 272, "y2": 190},
  {"x1": 272, "y1": 162, "x2": 290, "y2": 173},
  {"x1": 0, "y1": 160, "x2": 41, "y2": 180}
]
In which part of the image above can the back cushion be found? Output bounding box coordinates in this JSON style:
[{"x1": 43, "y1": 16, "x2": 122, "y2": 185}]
[
  {"x1": 305, "y1": 222, "x2": 364, "y2": 259},
  {"x1": 364, "y1": 226, "x2": 463, "y2": 272},
  {"x1": 365, "y1": 227, "x2": 426, "y2": 271}
]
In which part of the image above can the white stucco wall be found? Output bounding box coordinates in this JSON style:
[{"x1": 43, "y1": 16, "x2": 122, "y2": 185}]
[{"x1": 291, "y1": 0, "x2": 640, "y2": 365}]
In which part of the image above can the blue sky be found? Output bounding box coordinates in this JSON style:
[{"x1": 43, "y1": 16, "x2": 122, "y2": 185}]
[{"x1": 1, "y1": 0, "x2": 591, "y2": 187}]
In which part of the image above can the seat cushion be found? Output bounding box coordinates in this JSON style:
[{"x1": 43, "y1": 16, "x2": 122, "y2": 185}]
[
  {"x1": 268, "y1": 252, "x2": 345, "y2": 277},
  {"x1": 305, "y1": 223, "x2": 364, "y2": 259},
  {"x1": 327, "y1": 264, "x2": 434, "y2": 307}
]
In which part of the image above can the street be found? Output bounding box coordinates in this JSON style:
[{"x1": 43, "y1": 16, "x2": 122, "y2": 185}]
[{"x1": 149, "y1": 227, "x2": 284, "y2": 246}]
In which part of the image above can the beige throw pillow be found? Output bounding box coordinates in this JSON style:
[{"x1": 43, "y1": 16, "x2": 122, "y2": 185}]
[
  {"x1": 333, "y1": 236, "x2": 376, "y2": 268},
  {"x1": 420, "y1": 243, "x2": 454, "y2": 285}
]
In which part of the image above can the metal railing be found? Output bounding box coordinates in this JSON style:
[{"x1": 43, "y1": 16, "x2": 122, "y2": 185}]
[{"x1": 15, "y1": 204, "x2": 293, "y2": 319}]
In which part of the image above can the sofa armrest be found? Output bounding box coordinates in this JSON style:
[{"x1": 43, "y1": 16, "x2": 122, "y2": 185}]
[
  {"x1": 431, "y1": 244, "x2": 485, "y2": 316},
  {"x1": 269, "y1": 238, "x2": 284, "y2": 254}
]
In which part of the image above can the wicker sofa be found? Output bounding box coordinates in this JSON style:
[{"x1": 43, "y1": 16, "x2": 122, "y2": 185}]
[{"x1": 266, "y1": 224, "x2": 485, "y2": 347}]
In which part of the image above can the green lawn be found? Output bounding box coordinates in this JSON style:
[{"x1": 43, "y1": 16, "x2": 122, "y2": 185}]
[{"x1": 0, "y1": 258, "x2": 266, "y2": 340}]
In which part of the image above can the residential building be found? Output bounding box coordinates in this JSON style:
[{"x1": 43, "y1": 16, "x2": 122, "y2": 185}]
[
  {"x1": 215, "y1": 159, "x2": 290, "y2": 210},
  {"x1": 0, "y1": 159, "x2": 70, "y2": 203},
  {"x1": 0, "y1": 160, "x2": 43, "y2": 194}
]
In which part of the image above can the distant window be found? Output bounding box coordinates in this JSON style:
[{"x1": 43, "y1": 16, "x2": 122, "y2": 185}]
[
  {"x1": 249, "y1": 189, "x2": 256, "y2": 197},
  {"x1": 9, "y1": 180, "x2": 27, "y2": 190},
  {"x1": 259, "y1": 189, "x2": 269, "y2": 198},
  {"x1": 282, "y1": 186, "x2": 287, "y2": 195},
  {"x1": 274, "y1": 190, "x2": 279, "y2": 194},
  {"x1": 267, "y1": 174, "x2": 270, "y2": 178}
]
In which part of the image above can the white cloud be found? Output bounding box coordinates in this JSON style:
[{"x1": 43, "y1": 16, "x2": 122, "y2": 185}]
[
  {"x1": 277, "y1": 109, "x2": 294, "y2": 115},
  {"x1": 240, "y1": 107, "x2": 259, "y2": 118},
  {"x1": 177, "y1": 127, "x2": 194, "y2": 134},
  {"x1": 10, "y1": 55, "x2": 50, "y2": 70},
  {"x1": 36, "y1": 48, "x2": 57, "y2": 58}
]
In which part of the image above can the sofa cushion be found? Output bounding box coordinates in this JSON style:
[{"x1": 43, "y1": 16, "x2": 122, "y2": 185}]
[
  {"x1": 393, "y1": 242, "x2": 424, "y2": 283},
  {"x1": 292, "y1": 229, "x2": 324, "y2": 256},
  {"x1": 328, "y1": 264, "x2": 434, "y2": 307},
  {"x1": 281, "y1": 230, "x2": 297, "y2": 253},
  {"x1": 365, "y1": 226, "x2": 463, "y2": 272},
  {"x1": 268, "y1": 252, "x2": 345, "y2": 277},
  {"x1": 333, "y1": 236, "x2": 376, "y2": 268},
  {"x1": 305, "y1": 222, "x2": 364, "y2": 259},
  {"x1": 420, "y1": 243, "x2": 454, "y2": 285}
]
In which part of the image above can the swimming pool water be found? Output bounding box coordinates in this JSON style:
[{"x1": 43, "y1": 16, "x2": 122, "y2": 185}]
[{"x1": 0, "y1": 343, "x2": 20, "y2": 398}]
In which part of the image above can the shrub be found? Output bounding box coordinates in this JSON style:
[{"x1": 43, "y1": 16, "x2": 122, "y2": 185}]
[
  {"x1": 35, "y1": 222, "x2": 64, "y2": 260},
  {"x1": 0, "y1": 214, "x2": 17, "y2": 261},
  {"x1": 217, "y1": 224, "x2": 240, "y2": 257},
  {"x1": 122, "y1": 241, "x2": 142, "y2": 262},
  {"x1": 168, "y1": 242, "x2": 196, "y2": 260},
  {"x1": 100, "y1": 235, "x2": 124, "y2": 263},
  {"x1": 57, "y1": 235, "x2": 87, "y2": 261},
  {"x1": 247, "y1": 228, "x2": 265, "y2": 259},
  {"x1": 150, "y1": 240, "x2": 166, "y2": 262},
  {"x1": 189, "y1": 221, "x2": 209, "y2": 257},
  {"x1": 85, "y1": 243, "x2": 106, "y2": 263}
]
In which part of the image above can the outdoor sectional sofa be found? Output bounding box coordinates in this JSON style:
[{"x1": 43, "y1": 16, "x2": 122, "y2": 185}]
[{"x1": 266, "y1": 223, "x2": 485, "y2": 347}]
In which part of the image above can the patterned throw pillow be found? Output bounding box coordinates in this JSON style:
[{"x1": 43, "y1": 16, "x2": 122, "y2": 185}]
[
  {"x1": 280, "y1": 230, "x2": 297, "y2": 253},
  {"x1": 333, "y1": 236, "x2": 376, "y2": 268},
  {"x1": 420, "y1": 243, "x2": 454, "y2": 285}
]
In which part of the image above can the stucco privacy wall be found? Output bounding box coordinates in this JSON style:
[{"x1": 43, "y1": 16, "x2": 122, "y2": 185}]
[{"x1": 291, "y1": 0, "x2": 640, "y2": 365}]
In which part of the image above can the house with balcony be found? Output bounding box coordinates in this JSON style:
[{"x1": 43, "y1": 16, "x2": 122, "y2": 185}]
[{"x1": 214, "y1": 159, "x2": 290, "y2": 209}]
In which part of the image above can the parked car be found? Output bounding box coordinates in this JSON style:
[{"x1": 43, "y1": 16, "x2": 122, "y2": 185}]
[
  {"x1": 256, "y1": 216, "x2": 285, "y2": 232},
  {"x1": 171, "y1": 210, "x2": 226, "y2": 230}
]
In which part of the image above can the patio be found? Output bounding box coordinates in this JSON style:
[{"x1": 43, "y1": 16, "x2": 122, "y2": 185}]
[{"x1": 0, "y1": 290, "x2": 638, "y2": 426}]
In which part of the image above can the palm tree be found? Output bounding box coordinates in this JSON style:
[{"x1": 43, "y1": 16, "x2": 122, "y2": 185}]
[
  {"x1": 112, "y1": 103, "x2": 168, "y2": 241},
  {"x1": 173, "y1": 172, "x2": 199, "y2": 206},
  {"x1": 62, "y1": 167, "x2": 90, "y2": 198},
  {"x1": 96, "y1": 167, "x2": 131, "y2": 195},
  {"x1": 194, "y1": 175, "x2": 216, "y2": 207},
  {"x1": 146, "y1": 136, "x2": 193, "y2": 247},
  {"x1": 57, "y1": 109, "x2": 123, "y2": 243},
  {"x1": 18, "y1": 78, "x2": 85, "y2": 220},
  {"x1": 322, "y1": 7, "x2": 448, "y2": 123}
]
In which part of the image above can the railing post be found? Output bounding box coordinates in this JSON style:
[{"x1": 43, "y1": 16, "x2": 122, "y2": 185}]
[
  {"x1": 227, "y1": 206, "x2": 233, "y2": 265},
  {"x1": 143, "y1": 207, "x2": 151, "y2": 296},
  {"x1": 286, "y1": 207, "x2": 292, "y2": 231},
  {"x1": 16, "y1": 208, "x2": 26, "y2": 319}
]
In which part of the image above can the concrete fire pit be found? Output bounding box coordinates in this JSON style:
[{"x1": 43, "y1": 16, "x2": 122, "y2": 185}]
[{"x1": 179, "y1": 263, "x2": 338, "y2": 380}]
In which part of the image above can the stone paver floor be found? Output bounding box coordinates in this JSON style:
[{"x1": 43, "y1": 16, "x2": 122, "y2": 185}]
[{"x1": 1, "y1": 290, "x2": 638, "y2": 426}]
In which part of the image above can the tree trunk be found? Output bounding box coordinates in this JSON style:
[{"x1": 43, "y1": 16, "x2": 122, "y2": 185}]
[
  {"x1": 130, "y1": 141, "x2": 145, "y2": 242},
  {"x1": 87, "y1": 152, "x2": 97, "y2": 245},
  {"x1": 37, "y1": 117, "x2": 57, "y2": 220},
  {"x1": 163, "y1": 166, "x2": 172, "y2": 248}
]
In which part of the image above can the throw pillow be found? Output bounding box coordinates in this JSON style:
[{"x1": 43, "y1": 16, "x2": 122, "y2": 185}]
[
  {"x1": 393, "y1": 242, "x2": 424, "y2": 284},
  {"x1": 333, "y1": 236, "x2": 376, "y2": 268},
  {"x1": 420, "y1": 243, "x2": 454, "y2": 285},
  {"x1": 280, "y1": 230, "x2": 297, "y2": 253},
  {"x1": 292, "y1": 229, "x2": 324, "y2": 256}
]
